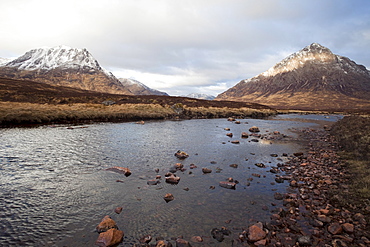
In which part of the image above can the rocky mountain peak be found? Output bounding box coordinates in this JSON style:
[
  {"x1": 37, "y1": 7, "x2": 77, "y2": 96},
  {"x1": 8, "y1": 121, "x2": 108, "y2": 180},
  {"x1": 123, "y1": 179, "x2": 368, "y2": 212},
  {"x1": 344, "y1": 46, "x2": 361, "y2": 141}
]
[
  {"x1": 216, "y1": 43, "x2": 370, "y2": 111},
  {"x1": 6, "y1": 45, "x2": 103, "y2": 73}
]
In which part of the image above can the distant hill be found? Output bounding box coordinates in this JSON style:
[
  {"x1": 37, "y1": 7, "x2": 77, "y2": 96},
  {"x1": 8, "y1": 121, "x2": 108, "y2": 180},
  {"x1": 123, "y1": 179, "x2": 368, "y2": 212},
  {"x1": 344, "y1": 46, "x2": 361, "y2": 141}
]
[
  {"x1": 119, "y1": 78, "x2": 168, "y2": 96},
  {"x1": 185, "y1": 93, "x2": 215, "y2": 100},
  {"x1": 216, "y1": 43, "x2": 370, "y2": 111}
]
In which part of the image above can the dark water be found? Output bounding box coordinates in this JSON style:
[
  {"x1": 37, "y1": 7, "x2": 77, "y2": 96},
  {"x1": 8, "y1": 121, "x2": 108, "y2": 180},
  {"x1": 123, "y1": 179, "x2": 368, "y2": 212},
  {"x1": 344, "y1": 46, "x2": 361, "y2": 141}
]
[{"x1": 0, "y1": 115, "x2": 340, "y2": 246}]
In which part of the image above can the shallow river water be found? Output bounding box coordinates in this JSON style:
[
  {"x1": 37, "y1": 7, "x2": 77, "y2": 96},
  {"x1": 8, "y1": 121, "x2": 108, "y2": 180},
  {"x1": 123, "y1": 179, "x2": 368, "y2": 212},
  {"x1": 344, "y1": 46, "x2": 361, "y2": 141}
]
[{"x1": 0, "y1": 114, "x2": 341, "y2": 246}]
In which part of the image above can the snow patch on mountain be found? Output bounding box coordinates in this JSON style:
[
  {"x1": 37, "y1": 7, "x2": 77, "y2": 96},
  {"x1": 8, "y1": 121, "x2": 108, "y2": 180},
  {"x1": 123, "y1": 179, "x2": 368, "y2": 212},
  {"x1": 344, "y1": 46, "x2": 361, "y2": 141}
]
[
  {"x1": 185, "y1": 93, "x2": 215, "y2": 100},
  {"x1": 5, "y1": 45, "x2": 110, "y2": 74}
]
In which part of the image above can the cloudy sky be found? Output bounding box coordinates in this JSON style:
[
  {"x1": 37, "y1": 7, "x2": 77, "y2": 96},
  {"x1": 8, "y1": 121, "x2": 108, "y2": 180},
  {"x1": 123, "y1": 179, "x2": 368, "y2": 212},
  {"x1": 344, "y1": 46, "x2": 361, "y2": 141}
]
[{"x1": 1, "y1": 0, "x2": 369, "y2": 96}]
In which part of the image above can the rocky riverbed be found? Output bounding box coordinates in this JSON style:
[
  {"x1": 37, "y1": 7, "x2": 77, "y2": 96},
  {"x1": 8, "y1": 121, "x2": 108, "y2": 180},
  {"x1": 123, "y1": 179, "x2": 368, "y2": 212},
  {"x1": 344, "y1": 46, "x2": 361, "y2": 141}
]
[{"x1": 93, "y1": 122, "x2": 370, "y2": 247}]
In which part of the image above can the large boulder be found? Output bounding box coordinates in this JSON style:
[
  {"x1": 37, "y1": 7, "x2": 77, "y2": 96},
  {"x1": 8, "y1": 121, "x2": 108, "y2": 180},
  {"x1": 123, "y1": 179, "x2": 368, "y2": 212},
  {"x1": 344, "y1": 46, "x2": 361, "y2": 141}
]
[
  {"x1": 95, "y1": 228, "x2": 124, "y2": 247},
  {"x1": 96, "y1": 215, "x2": 118, "y2": 233}
]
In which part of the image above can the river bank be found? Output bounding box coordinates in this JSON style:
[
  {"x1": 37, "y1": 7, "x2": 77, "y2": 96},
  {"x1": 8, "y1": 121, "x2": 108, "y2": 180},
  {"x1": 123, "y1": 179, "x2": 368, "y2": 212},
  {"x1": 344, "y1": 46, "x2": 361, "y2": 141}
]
[{"x1": 229, "y1": 117, "x2": 370, "y2": 247}]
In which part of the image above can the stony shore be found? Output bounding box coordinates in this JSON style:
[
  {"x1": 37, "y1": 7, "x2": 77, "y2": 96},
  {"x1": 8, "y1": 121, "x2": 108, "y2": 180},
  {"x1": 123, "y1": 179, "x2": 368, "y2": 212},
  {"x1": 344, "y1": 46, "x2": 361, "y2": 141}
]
[
  {"x1": 242, "y1": 126, "x2": 370, "y2": 247},
  {"x1": 94, "y1": 122, "x2": 369, "y2": 247}
]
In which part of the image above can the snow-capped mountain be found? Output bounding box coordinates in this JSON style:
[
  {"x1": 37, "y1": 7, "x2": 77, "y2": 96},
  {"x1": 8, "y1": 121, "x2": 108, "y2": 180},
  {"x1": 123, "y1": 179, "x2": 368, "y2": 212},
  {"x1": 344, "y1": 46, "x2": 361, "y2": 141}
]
[
  {"x1": 185, "y1": 93, "x2": 215, "y2": 100},
  {"x1": 216, "y1": 43, "x2": 370, "y2": 110},
  {"x1": 118, "y1": 78, "x2": 168, "y2": 96},
  {"x1": 0, "y1": 46, "x2": 132, "y2": 95}
]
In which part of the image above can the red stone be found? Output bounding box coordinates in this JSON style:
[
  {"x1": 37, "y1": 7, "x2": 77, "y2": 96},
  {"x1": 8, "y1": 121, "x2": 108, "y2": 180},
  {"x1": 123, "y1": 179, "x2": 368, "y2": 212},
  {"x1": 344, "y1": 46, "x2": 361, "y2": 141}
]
[
  {"x1": 248, "y1": 225, "x2": 266, "y2": 242},
  {"x1": 96, "y1": 215, "x2": 118, "y2": 233},
  {"x1": 95, "y1": 228, "x2": 124, "y2": 247}
]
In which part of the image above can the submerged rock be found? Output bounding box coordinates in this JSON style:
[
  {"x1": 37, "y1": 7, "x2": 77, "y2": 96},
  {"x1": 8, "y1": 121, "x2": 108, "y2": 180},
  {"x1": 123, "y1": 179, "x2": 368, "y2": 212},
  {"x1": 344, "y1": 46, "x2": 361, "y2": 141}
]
[
  {"x1": 219, "y1": 181, "x2": 236, "y2": 189},
  {"x1": 156, "y1": 240, "x2": 173, "y2": 247},
  {"x1": 106, "y1": 166, "x2": 132, "y2": 177},
  {"x1": 114, "y1": 207, "x2": 123, "y2": 214}
]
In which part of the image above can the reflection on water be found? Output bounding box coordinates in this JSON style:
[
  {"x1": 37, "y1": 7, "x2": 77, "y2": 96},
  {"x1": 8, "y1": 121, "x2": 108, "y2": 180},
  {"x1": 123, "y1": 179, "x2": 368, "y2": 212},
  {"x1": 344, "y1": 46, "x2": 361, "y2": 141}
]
[{"x1": 0, "y1": 116, "x2": 336, "y2": 246}]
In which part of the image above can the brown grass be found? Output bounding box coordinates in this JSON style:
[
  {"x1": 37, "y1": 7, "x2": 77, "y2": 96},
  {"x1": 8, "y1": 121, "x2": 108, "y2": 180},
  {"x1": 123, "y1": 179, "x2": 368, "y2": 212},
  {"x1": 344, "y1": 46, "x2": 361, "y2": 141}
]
[
  {"x1": 331, "y1": 115, "x2": 370, "y2": 198},
  {"x1": 0, "y1": 102, "x2": 276, "y2": 126}
]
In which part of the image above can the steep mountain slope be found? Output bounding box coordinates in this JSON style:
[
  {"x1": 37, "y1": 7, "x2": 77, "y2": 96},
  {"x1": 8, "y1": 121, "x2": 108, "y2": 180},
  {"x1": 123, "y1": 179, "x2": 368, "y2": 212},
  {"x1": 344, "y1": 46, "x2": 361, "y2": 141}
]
[
  {"x1": 0, "y1": 46, "x2": 133, "y2": 95},
  {"x1": 216, "y1": 43, "x2": 370, "y2": 110},
  {"x1": 118, "y1": 78, "x2": 168, "y2": 96}
]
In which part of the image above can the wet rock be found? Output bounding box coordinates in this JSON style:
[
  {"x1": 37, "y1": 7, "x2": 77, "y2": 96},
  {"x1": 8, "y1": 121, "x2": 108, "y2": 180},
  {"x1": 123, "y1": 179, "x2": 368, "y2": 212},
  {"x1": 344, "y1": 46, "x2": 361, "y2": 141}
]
[
  {"x1": 175, "y1": 238, "x2": 191, "y2": 247},
  {"x1": 241, "y1": 132, "x2": 249, "y2": 138},
  {"x1": 341, "y1": 223, "x2": 354, "y2": 233},
  {"x1": 227, "y1": 117, "x2": 235, "y2": 121},
  {"x1": 156, "y1": 240, "x2": 173, "y2": 247},
  {"x1": 249, "y1": 126, "x2": 260, "y2": 132},
  {"x1": 270, "y1": 153, "x2": 278, "y2": 157},
  {"x1": 114, "y1": 207, "x2": 123, "y2": 214},
  {"x1": 224, "y1": 128, "x2": 230, "y2": 131},
  {"x1": 190, "y1": 236, "x2": 203, "y2": 242},
  {"x1": 328, "y1": 222, "x2": 343, "y2": 235},
  {"x1": 95, "y1": 228, "x2": 124, "y2": 247},
  {"x1": 183, "y1": 187, "x2": 189, "y2": 191},
  {"x1": 202, "y1": 168, "x2": 212, "y2": 174},
  {"x1": 274, "y1": 192, "x2": 284, "y2": 200},
  {"x1": 231, "y1": 140, "x2": 240, "y2": 144},
  {"x1": 353, "y1": 213, "x2": 367, "y2": 225},
  {"x1": 175, "y1": 150, "x2": 189, "y2": 159},
  {"x1": 139, "y1": 234, "x2": 152, "y2": 243},
  {"x1": 332, "y1": 239, "x2": 348, "y2": 247},
  {"x1": 248, "y1": 224, "x2": 266, "y2": 242},
  {"x1": 165, "y1": 174, "x2": 180, "y2": 184},
  {"x1": 229, "y1": 164, "x2": 238, "y2": 168},
  {"x1": 293, "y1": 152, "x2": 304, "y2": 157},
  {"x1": 270, "y1": 167, "x2": 279, "y2": 173},
  {"x1": 164, "y1": 193, "x2": 174, "y2": 203},
  {"x1": 147, "y1": 179, "x2": 160, "y2": 185},
  {"x1": 211, "y1": 228, "x2": 225, "y2": 242},
  {"x1": 96, "y1": 215, "x2": 118, "y2": 233},
  {"x1": 235, "y1": 121, "x2": 241, "y2": 124},
  {"x1": 189, "y1": 164, "x2": 197, "y2": 169},
  {"x1": 106, "y1": 166, "x2": 132, "y2": 177},
  {"x1": 275, "y1": 177, "x2": 284, "y2": 183},
  {"x1": 251, "y1": 139, "x2": 259, "y2": 142},
  {"x1": 297, "y1": 235, "x2": 311, "y2": 246},
  {"x1": 219, "y1": 181, "x2": 236, "y2": 189},
  {"x1": 255, "y1": 163, "x2": 266, "y2": 168},
  {"x1": 226, "y1": 133, "x2": 233, "y2": 137}
]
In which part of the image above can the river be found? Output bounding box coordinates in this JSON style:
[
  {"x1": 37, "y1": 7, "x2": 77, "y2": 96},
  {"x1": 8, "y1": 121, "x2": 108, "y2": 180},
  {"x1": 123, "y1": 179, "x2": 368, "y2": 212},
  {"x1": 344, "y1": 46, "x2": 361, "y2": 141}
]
[{"x1": 0, "y1": 114, "x2": 341, "y2": 246}]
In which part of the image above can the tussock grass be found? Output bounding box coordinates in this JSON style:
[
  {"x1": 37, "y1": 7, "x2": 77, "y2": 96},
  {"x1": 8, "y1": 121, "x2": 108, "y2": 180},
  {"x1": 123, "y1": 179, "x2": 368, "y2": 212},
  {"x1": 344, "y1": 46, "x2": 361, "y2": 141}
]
[
  {"x1": 0, "y1": 102, "x2": 174, "y2": 125},
  {"x1": 331, "y1": 115, "x2": 370, "y2": 199}
]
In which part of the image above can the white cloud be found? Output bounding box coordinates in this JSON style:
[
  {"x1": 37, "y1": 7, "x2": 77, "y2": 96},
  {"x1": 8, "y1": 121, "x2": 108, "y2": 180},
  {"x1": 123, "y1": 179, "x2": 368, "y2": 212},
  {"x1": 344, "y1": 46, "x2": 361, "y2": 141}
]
[{"x1": 1, "y1": 0, "x2": 370, "y2": 96}]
